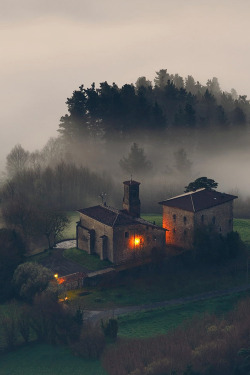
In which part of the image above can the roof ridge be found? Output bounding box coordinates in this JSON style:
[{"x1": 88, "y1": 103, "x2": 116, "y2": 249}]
[
  {"x1": 190, "y1": 194, "x2": 195, "y2": 212},
  {"x1": 163, "y1": 188, "x2": 205, "y2": 202},
  {"x1": 112, "y1": 212, "x2": 120, "y2": 227}
]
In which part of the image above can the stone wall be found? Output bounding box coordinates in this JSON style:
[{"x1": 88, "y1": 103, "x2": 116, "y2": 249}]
[
  {"x1": 162, "y1": 201, "x2": 235, "y2": 250},
  {"x1": 113, "y1": 224, "x2": 166, "y2": 264},
  {"x1": 194, "y1": 201, "x2": 234, "y2": 236},
  {"x1": 78, "y1": 214, "x2": 114, "y2": 261},
  {"x1": 162, "y1": 206, "x2": 194, "y2": 249}
]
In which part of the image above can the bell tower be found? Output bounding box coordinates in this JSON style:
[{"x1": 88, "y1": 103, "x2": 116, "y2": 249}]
[{"x1": 122, "y1": 180, "x2": 141, "y2": 218}]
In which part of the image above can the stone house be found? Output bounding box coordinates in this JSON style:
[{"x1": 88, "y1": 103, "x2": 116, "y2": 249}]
[
  {"x1": 77, "y1": 180, "x2": 166, "y2": 264},
  {"x1": 159, "y1": 188, "x2": 238, "y2": 250}
]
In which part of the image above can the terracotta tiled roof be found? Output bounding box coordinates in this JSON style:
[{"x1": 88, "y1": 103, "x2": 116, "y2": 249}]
[
  {"x1": 78, "y1": 205, "x2": 166, "y2": 230},
  {"x1": 159, "y1": 188, "x2": 237, "y2": 212}
]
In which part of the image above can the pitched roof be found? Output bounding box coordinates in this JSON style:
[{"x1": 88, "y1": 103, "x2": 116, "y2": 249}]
[
  {"x1": 159, "y1": 188, "x2": 237, "y2": 213},
  {"x1": 78, "y1": 205, "x2": 166, "y2": 230}
]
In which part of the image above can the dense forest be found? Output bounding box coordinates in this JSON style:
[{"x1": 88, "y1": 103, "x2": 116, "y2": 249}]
[{"x1": 59, "y1": 69, "x2": 250, "y2": 141}]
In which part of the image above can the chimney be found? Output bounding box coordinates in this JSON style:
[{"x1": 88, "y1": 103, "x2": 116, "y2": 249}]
[{"x1": 122, "y1": 180, "x2": 141, "y2": 218}]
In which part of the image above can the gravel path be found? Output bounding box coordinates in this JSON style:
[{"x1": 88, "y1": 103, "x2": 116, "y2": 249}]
[
  {"x1": 55, "y1": 240, "x2": 77, "y2": 249},
  {"x1": 83, "y1": 283, "x2": 250, "y2": 322}
]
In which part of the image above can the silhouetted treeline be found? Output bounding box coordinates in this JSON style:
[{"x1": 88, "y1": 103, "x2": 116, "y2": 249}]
[
  {"x1": 59, "y1": 69, "x2": 249, "y2": 141},
  {"x1": 1, "y1": 161, "x2": 115, "y2": 211}
]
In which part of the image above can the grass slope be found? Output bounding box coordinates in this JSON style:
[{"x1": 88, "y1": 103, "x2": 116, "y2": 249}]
[
  {"x1": 234, "y1": 218, "x2": 250, "y2": 245},
  {"x1": 118, "y1": 291, "x2": 249, "y2": 338},
  {"x1": 0, "y1": 344, "x2": 106, "y2": 375},
  {"x1": 63, "y1": 248, "x2": 112, "y2": 271}
]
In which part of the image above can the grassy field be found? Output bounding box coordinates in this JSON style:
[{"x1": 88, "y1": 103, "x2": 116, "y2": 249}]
[
  {"x1": 118, "y1": 291, "x2": 249, "y2": 338},
  {"x1": 234, "y1": 218, "x2": 250, "y2": 245},
  {"x1": 63, "y1": 248, "x2": 112, "y2": 271},
  {"x1": 0, "y1": 344, "x2": 106, "y2": 375}
]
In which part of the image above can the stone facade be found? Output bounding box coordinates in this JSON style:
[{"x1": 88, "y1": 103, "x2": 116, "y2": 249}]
[
  {"x1": 77, "y1": 180, "x2": 166, "y2": 265},
  {"x1": 113, "y1": 223, "x2": 166, "y2": 264},
  {"x1": 160, "y1": 189, "x2": 237, "y2": 250},
  {"x1": 77, "y1": 216, "x2": 114, "y2": 261},
  {"x1": 163, "y1": 206, "x2": 194, "y2": 249}
]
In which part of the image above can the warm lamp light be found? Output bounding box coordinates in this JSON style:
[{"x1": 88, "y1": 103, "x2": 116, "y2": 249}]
[
  {"x1": 54, "y1": 274, "x2": 58, "y2": 279},
  {"x1": 134, "y1": 237, "x2": 140, "y2": 246}
]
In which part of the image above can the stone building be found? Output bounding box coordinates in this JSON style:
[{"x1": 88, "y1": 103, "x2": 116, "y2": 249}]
[
  {"x1": 77, "y1": 180, "x2": 166, "y2": 264},
  {"x1": 159, "y1": 188, "x2": 237, "y2": 250}
]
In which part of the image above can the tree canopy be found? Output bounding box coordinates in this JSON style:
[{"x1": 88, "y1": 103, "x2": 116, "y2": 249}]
[
  {"x1": 119, "y1": 143, "x2": 152, "y2": 176},
  {"x1": 58, "y1": 69, "x2": 250, "y2": 142},
  {"x1": 13, "y1": 262, "x2": 53, "y2": 302},
  {"x1": 185, "y1": 177, "x2": 218, "y2": 192}
]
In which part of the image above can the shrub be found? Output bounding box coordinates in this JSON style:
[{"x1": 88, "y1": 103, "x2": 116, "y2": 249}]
[
  {"x1": 1, "y1": 316, "x2": 18, "y2": 350},
  {"x1": 101, "y1": 318, "x2": 118, "y2": 340},
  {"x1": 18, "y1": 311, "x2": 30, "y2": 344},
  {"x1": 28, "y1": 293, "x2": 80, "y2": 344},
  {"x1": 193, "y1": 229, "x2": 245, "y2": 264},
  {"x1": 13, "y1": 262, "x2": 53, "y2": 302},
  {"x1": 71, "y1": 325, "x2": 106, "y2": 359}
]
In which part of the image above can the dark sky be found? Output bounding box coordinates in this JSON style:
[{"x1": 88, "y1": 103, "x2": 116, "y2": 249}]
[{"x1": 1, "y1": 0, "x2": 250, "y2": 167}]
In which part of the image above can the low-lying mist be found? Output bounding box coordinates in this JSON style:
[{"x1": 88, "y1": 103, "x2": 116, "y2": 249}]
[{"x1": 1, "y1": 127, "x2": 250, "y2": 217}]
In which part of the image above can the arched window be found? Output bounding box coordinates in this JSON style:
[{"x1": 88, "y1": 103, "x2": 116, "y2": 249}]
[
  {"x1": 212, "y1": 216, "x2": 216, "y2": 225},
  {"x1": 183, "y1": 216, "x2": 187, "y2": 224},
  {"x1": 173, "y1": 214, "x2": 176, "y2": 222}
]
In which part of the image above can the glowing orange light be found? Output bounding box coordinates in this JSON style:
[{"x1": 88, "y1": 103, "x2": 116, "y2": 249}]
[
  {"x1": 134, "y1": 237, "x2": 140, "y2": 246},
  {"x1": 58, "y1": 278, "x2": 65, "y2": 284}
]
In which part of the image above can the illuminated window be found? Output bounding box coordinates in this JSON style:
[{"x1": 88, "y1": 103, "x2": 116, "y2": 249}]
[{"x1": 125, "y1": 232, "x2": 129, "y2": 238}]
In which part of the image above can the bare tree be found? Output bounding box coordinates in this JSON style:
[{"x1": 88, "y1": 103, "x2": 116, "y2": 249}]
[{"x1": 6, "y1": 144, "x2": 29, "y2": 177}]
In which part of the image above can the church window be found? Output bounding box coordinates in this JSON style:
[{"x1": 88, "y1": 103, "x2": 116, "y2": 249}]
[
  {"x1": 125, "y1": 232, "x2": 129, "y2": 238},
  {"x1": 212, "y1": 216, "x2": 216, "y2": 225},
  {"x1": 183, "y1": 216, "x2": 187, "y2": 224},
  {"x1": 173, "y1": 214, "x2": 176, "y2": 222},
  {"x1": 173, "y1": 228, "x2": 176, "y2": 233}
]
